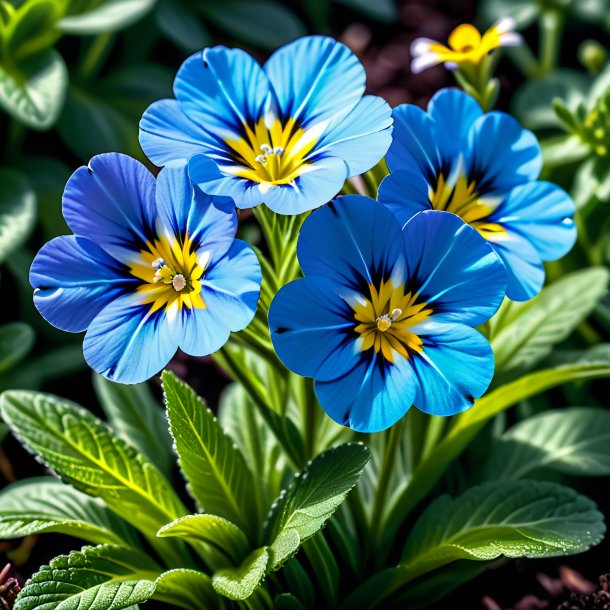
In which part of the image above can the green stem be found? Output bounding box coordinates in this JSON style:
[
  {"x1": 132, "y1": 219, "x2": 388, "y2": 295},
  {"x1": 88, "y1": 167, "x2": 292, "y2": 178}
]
[
  {"x1": 539, "y1": 10, "x2": 564, "y2": 75},
  {"x1": 78, "y1": 31, "x2": 114, "y2": 80}
]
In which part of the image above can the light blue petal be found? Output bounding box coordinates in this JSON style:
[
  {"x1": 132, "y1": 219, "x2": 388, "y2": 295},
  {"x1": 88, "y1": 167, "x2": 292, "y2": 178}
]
[
  {"x1": 269, "y1": 276, "x2": 359, "y2": 382},
  {"x1": 315, "y1": 356, "x2": 416, "y2": 433},
  {"x1": 402, "y1": 211, "x2": 507, "y2": 326},
  {"x1": 492, "y1": 181, "x2": 576, "y2": 261},
  {"x1": 386, "y1": 103, "x2": 439, "y2": 176},
  {"x1": 377, "y1": 167, "x2": 431, "y2": 227},
  {"x1": 262, "y1": 156, "x2": 348, "y2": 215},
  {"x1": 488, "y1": 230, "x2": 545, "y2": 301},
  {"x1": 312, "y1": 95, "x2": 393, "y2": 176},
  {"x1": 30, "y1": 236, "x2": 132, "y2": 333},
  {"x1": 468, "y1": 111, "x2": 542, "y2": 192},
  {"x1": 83, "y1": 294, "x2": 178, "y2": 384},
  {"x1": 410, "y1": 321, "x2": 494, "y2": 416},
  {"x1": 62, "y1": 153, "x2": 156, "y2": 263},
  {"x1": 297, "y1": 195, "x2": 404, "y2": 290},
  {"x1": 200, "y1": 239, "x2": 261, "y2": 333},
  {"x1": 175, "y1": 47, "x2": 272, "y2": 141},
  {"x1": 155, "y1": 162, "x2": 237, "y2": 263},
  {"x1": 264, "y1": 36, "x2": 364, "y2": 130},
  {"x1": 428, "y1": 88, "x2": 483, "y2": 164},
  {"x1": 139, "y1": 99, "x2": 209, "y2": 167}
]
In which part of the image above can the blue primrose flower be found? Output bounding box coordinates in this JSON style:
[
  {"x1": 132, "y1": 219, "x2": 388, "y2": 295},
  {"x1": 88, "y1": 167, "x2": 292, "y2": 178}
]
[
  {"x1": 268, "y1": 196, "x2": 508, "y2": 433},
  {"x1": 377, "y1": 88, "x2": 577, "y2": 301},
  {"x1": 139, "y1": 36, "x2": 393, "y2": 215},
  {"x1": 30, "y1": 153, "x2": 262, "y2": 384}
]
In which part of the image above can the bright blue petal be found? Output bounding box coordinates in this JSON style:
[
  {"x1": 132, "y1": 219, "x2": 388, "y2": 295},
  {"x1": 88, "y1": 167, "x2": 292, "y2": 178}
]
[
  {"x1": 402, "y1": 211, "x2": 507, "y2": 326},
  {"x1": 492, "y1": 181, "x2": 576, "y2": 261},
  {"x1": 269, "y1": 276, "x2": 359, "y2": 382},
  {"x1": 297, "y1": 195, "x2": 404, "y2": 290},
  {"x1": 30, "y1": 236, "x2": 132, "y2": 333},
  {"x1": 262, "y1": 156, "x2": 348, "y2": 215},
  {"x1": 410, "y1": 321, "x2": 494, "y2": 416},
  {"x1": 174, "y1": 47, "x2": 272, "y2": 141},
  {"x1": 488, "y1": 231, "x2": 545, "y2": 301},
  {"x1": 377, "y1": 167, "x2": 431, "y2": 227},
  {"x1": 386, "y1": 104, "x2": 439, "y2": 176},
  {"x1": 200, "y1": 239, "x2": 261, "y2": 333},
  {"x1": 139, "y1": 99, "x2": 208, "y2": 167},
  {"x1": 427, "y1": 88, "x2": 483, "y2": 164},
  {"x1": 155, "y1": 162, "x2": 237, "y2": 262},
  {"x1": 83, "y1": 294, "x2": 178, "y2": 384},
  {"x1": 264, "y1": 36, "x2": 364, "y2": 129},
  {"x1": 315, "y1": 356, "x2": 416, "y2": 433},
  {"x1": 62, "y1": 154, "x2": 156, "y2": 262},
  {"x1": 468, "y1": 112, "x2": 542, "y2": 192},
  {"x1": 312, "y1": 95, "x2": 392, "y2": 176}
]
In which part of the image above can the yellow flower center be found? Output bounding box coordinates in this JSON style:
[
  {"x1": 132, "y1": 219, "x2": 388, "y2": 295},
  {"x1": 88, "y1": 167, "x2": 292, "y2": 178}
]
[
  {"x1": 353, "y1": 280, "x2": 432, "y2": 364},
  {"x1": 223, "y1": 116, "x2": 320, "y2": 189},
  {"x1": 129, "y1": 233, "x2": 206, "y2": 314},
  {"x1": 429, "y1": 170, "x2": 505, "y2": 240}
]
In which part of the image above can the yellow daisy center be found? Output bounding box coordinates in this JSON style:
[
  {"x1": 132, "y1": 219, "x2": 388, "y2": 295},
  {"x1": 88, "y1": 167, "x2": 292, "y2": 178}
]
[
  {"x1": 128, "y1": 233, "x2": 206, "y2": 314},
  {"x1": 353, "y1": 279, "x2": 432, "y2": 364},
  {"x1": 223, "y1": 116, "x2": 319, "y2": 189}
]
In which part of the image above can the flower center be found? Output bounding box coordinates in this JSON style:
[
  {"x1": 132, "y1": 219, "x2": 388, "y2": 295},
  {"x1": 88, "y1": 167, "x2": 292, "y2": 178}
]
[
  {"x1": 223, "y1": 115, "x2": 320, "y2": 187},
  {"x1": 129, "y1": 233, "x2": 206, "y2": 314},
  {"x1": 429, "y1": 168, "x2": 506, "y2": 240},
  {"x1": 353, "y1": 280, "x2": 432, "y2": 363}
]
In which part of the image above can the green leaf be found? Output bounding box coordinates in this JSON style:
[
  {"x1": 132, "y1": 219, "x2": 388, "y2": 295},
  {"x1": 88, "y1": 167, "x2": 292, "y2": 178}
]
[
  {"x1": 212, "y1": 547, "x2": 269, "y2": 601},
  {"x1": 58, "y1": 0, "x2": 156, "y2": 34},
  {"x1": 158, "y1": 514, "x2": 250, "y2": 565},
  {"x1": 541, "y1": 134, "x2": 590, "y2": 167},
  {"x1": 154, "y1": 0, "x2": 210, "y2": 52},
  {"x1": 14, "y1": 545, "x2": 160, "y2": 610},
  {"x1": 154, "y1": 569, "x2": 218, "y2": 610},
  {"x1": 199, "y1": 0, "x2": 305, "y2": 50},
  {"x1": 483, "y1": 407, "x2": 610, "y2": 480},
  {"x1": 274, "y1": 594, "x2": 307, "y2": 610},
  {"x1": 0, "y1": 477, "x2": 138, "y2": 546},
  {"x1": 490, "y1": 268, "x2": 610, "y2": 379},
  {"x1": 480, "y1": 0, "x2": 539, "y2": 28},
  {"x1": 0, "y1": 49, "x2": 67, "y2": 130},
  {"x1": 0, "y1": 390, "x2": 188, "y2": 537},
  {"x1": 333, "y1": 0, "x2": 396, "y2": 22},
  {"x1": 162, "y1": 371, "x2": 258, "y2": 536},
  {"x1": 264, "y1": 443, "x2": 370, "y2": 571},
  {"x1": 401, "y1": 481, "x2": 605, "y2": 582},
  {"x1": 0, "y1": 322, "x2": 34, "y2": 372},
  {"x1": 0, "y1": 168, "x2": 36, "y2": 263},
  {"x1": 93, "y1": 374, "x2": 173, "y2": 477}
]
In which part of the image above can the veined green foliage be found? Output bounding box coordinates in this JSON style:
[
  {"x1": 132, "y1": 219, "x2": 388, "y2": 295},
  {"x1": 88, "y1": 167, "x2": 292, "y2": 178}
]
[
  {"x1": 212, "y1": 547, "x2": 270, "y2": 600},
  {"x1": 0, "y1": 168, "x2": 36, "y2": 263},
  {"x1": 0, "y1": 477, "x2": 138, "y2": 546},
  {"x1": 0, "y1": 322, "x2": 34, "y2": 372},
  {"x1": 57, "y1": 0, "x2": 156, "y2": 34},
  {"x1": 162, "y1": 371, "x2": 259, "y2": 536},
  {"x1": 0, "y1": 390, "x2": 188, "y2": 536}
]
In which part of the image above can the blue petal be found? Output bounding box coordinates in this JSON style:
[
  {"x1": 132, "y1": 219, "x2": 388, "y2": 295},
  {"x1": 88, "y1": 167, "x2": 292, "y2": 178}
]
[
  {"x1": 174, "y1": 47, "x2": 272, "y2": 141},
  {"x1": 264, "y1": 36, "x2": 364, "y2": 129},
  {"x1": 402, "y1": 211, "x2": 507, "y2": 326},
  {"x1": 297, "y1": 195, "x2": 404, "y2": 290},
  {"x1": 427, "y1": 88, "x2": 483, "y2": 164},
  {"x1": 262, "y1": 156, "x2": 348, "y2": 215},
  {"x1": 62, "y1": 154, "x2": 156, "y2": 262},
  {"x1": 30, "y1": 236, "x2": 132, "y2": 333},
  {"x1": 315, "y1": 356, "x2": 416, "y2": 433},
  {"x1": 83, "y1": 294, "x2": 178, "y2": 384},
  {"x1": 377, "y1": 167, "x2": 431, "y2": 227},
  {"x1": 139, "y1": 99, "x2": 208, "y2": 167},
  {"x1": 386, "y1": 104, "x2": 439, "y2": 176},
  {"x1": 492, "y1": 181, "x2": 576, "y2": 262},
  {"x1": 269, "y1": 276, "x2": 359, "y2": 382},
  {"x1": 314, "y1": 95, "x2": 393, "y2": 176},
  {"x1": 468, "y1": 112, "x2": 542, "y2": 192},
  {"x1": 155, "y1": 162, "x2": 237, "y2": 263},
  {"x1": 488, "y1": 230, "x2": 545, "y2": 301},
  {"x1": 410, "y1": 321, "x2": 494, "y2": 415}
]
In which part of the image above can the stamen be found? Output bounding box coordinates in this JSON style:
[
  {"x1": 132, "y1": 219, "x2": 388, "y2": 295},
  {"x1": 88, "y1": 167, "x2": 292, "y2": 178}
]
[
  {"x1": 376, "y1": 314, "x2": 392, "y2": 332},
  {"x1": 172, "y1": 274, "x2": 187, "y2": 292},
  {"x1": 272, "y1": 146, "x2": 284, "y2": 156},
  {"x1": 152, "y1": 258, "x2": 166, "y2": 270},
  {"x1": 255, "y1": 154, "x2": 266, "y2": 164},
  {"x1": 390, "y1": 308, "x2": 403, "y2": 321},
  {"x1": 260, "y1": 144, "x2": 272, "y2": 154}
]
